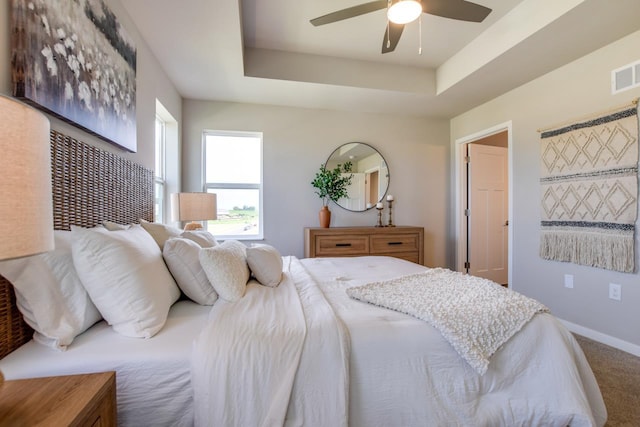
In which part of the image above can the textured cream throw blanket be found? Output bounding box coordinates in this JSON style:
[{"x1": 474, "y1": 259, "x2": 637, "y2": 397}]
[
  {"x1": 347, "y1": 269, "x2": 548, "y2": 375},
  {"x1": 539, "y1": 105, "x2": 638, "y2": 273}
]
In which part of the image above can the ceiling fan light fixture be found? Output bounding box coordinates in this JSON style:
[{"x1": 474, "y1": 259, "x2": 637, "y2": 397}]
[{"x1": 387, "y1": 0, "x2": 422, "y2": 25}]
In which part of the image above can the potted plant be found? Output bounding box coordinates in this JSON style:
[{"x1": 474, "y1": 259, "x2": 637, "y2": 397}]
[{"x1": 311, "y1": 161, "x2": 353, "y2": 227}]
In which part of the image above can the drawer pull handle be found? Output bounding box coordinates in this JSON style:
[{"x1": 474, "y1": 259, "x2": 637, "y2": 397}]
[
  {"x1": 335, "y1": 243, "x2": 352, "y2": 247},
  {"x1": 387, "y1": 242, "x2": 403, "y2": 246}
]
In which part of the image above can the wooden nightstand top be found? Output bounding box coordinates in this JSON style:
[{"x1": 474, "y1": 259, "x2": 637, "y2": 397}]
[{"x1": 0, "y1": 371, "x2": 116, "y2": 427}]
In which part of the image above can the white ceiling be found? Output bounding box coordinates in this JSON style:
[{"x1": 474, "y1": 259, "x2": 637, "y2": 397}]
[{"x1": 122, "y1": 0, "x2": 640, "y2": 118}]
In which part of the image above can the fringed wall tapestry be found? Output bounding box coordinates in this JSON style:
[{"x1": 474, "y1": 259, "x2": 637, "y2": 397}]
[{"x1": 539, "y1": 102, "x2": 639, "y2": 273}]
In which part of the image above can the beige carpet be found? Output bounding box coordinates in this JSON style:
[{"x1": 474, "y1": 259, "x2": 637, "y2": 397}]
[{"x1": 575, "y1": 335, "x2": 640, "y2": 426}]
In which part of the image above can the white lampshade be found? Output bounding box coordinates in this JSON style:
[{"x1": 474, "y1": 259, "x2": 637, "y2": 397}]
[
  {"x1": 387, "y1": 0, "x2": 422, "y2": 24},
  {"x1": 171, "y1": 192, "x2": 217, "y2": 230},
  {"x1": 0, "y1": 96, "x2": 54, "y2": 260}
]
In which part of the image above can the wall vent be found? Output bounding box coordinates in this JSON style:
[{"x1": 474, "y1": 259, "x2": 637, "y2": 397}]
[{"x1": 611, "y1": 60, "x2": 640, "y2": 94}]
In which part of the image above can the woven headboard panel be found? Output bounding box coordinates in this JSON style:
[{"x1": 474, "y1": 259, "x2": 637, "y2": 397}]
[{"x1": 0, "y1": 130, "x2": 154, "y2": 359}]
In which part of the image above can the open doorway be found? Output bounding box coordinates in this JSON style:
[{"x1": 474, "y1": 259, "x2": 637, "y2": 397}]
[
  {"x1": 455, "y1": 122, "x2": 512, "y2": 287},
  {"x1": 366, "y1": 170, "x2": 379, "y2": 206}
]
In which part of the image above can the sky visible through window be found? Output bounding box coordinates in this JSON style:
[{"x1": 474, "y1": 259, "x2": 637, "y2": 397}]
[{"x1": 204, "y1": 132, "x2": 262, "y2": 238}]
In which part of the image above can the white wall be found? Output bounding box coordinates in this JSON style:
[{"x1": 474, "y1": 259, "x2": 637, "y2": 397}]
[
  {"x1": 451, "y1": 30, "x2": 640, "y2": 351},
  {"x1": 182, "y1": 100, "x2": 450, "y2": 266},
  {"x1": 0, "y1": 0, "x2": 182, "y2": 171}
]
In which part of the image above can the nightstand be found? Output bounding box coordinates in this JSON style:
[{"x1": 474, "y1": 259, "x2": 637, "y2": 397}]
[{"x1": 0, "y1": 371, "x2": 116, "y2": 426}]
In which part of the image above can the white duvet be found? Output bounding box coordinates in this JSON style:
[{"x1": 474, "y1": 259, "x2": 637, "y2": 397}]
[
  {"x1": 346, "y1": 268, "x2": 549, "y2": 374},
  {"x1": 305, "y1": 256, "x2": 606, "y2": 427},
  {"x1": 192, "y1": 257, "x2": 349, "y2": 427},
  {"x1": 192, "y1": 255, "x2": 606, "y2": 427}
]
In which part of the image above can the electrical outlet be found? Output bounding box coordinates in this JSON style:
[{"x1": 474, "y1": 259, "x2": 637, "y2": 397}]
[
  {"x1": 609, "y1": 283, "x2": 622, "y2": 301},
  {"x1": 564, "y1": 274, "x2": 574, "y2": 289}
]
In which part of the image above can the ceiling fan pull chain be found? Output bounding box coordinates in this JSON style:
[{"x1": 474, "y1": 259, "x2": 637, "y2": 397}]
[
  {"x1": 418, "y1": 14, "x2": 422, "y2": 55},
  {"x1": 386, "y1": 22, "x2": 390, "y2": 48},
  {"x1": 386, "y1": 0, "x2": 391, "y2": 48}
]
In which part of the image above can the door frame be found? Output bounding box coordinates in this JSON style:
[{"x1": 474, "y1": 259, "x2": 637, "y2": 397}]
[
  {"x1": 364, "y1": 166, "x2": 381, "y2": 206},
  {"x1": 454, "y1": 121, "x2": 513, "y2": 287}
]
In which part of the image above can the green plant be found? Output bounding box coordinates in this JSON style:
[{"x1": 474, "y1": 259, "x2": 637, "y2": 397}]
[{"x1": 311, "y1": 161, "x2": 353, "y2": 207}]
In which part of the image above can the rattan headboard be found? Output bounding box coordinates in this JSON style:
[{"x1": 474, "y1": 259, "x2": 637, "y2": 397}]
[{"x1": 0, "y1": 130, "x2": 154, "y2": 359}]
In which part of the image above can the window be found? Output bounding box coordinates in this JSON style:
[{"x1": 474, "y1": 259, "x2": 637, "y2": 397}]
[
  {"x1": 154, "y1": 115, "x2": 166, "y2": 223},
  {"x1": 203, "y1": 130, "x2": 263, "y2": 240},
  {"x1": 155, "y1": 99, "x2": 179, "y2": 225}
]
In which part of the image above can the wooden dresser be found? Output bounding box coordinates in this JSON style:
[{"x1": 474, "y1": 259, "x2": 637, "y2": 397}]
[
  {"x1": 304, "y1": 226, "x2": 424, "y2": 265},
  {"x1": 0, "y1": 371, "x2": 116, "y2": 426}
]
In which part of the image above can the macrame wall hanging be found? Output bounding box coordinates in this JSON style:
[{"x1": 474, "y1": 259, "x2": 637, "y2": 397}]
[{"x1": 539, "y1": 100, "x2": 639, "y2": 273}]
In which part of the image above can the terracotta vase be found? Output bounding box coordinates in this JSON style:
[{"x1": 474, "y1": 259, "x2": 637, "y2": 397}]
[{"x1": 319, "y1": 206, "x2": 331, "y2": 228}]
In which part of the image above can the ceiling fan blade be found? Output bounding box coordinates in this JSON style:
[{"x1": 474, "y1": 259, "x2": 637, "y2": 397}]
[
  {"x1": 422, "y1": 0, "x2": 492, "y2": 23},
  {"x1": 310, "y1": 0, "x2": 387, "y2": 26},
  {"x1": 381, "y1": 22, "x2": 404, "y2": 54}
]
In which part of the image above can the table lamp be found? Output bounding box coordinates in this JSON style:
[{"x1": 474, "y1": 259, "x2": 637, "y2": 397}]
[
  {"x1": 0, "y1": 95, "x2": 54, "y2": 387},
  {"x1": 171, "y1": 192, "x2": 217, "y2": 231}
]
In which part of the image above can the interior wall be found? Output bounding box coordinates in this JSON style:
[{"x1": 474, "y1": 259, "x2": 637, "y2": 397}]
[
  {"x1": 182, "y1": 100, "x2": 450, "y2": 266},
  {"x1": 451, "y1": 30, "x2": 640, "y2": 351},
  {"x1": 0, "y1": 0, "x2": 182, "y2": 171}
]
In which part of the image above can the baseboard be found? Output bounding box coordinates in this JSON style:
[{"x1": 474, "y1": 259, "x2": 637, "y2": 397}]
[{"x1": 560, "y1": 319, "x2": 640, "y2": 357}]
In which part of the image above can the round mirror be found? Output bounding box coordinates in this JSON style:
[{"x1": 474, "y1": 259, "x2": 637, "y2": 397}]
[{"x1": 325, "y1": 142, "x2": 389, "y2": 212}]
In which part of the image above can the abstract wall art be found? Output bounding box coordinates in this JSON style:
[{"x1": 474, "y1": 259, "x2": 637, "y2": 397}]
[{"x1": 11, "y1": 0, "x2": 137, "y2": 152}]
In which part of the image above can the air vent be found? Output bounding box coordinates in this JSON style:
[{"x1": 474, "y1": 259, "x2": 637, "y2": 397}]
[{"x1": 611, "y1": 60, "x2": 640, "y2": 94}]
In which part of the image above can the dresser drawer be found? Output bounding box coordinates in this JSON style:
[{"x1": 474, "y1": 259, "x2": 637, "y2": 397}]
[
  {"x1": 314, "y1": 235, "x2": 369, "y2": 256},
  {"x1": 370, "y1": 233, "x2": 420, "y2": 254}
]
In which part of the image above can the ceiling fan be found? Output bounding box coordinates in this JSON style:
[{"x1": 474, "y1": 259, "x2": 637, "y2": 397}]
[{"x1": 310, "y1": 0, "x2": 492, "y2": 54}]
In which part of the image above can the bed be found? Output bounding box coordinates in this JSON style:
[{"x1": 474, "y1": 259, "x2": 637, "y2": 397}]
[{"x1": 0, "y1": 131, "x2": 607, "y2": 426}]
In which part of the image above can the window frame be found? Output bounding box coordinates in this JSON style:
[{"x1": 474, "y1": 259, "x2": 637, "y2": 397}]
[
  {"x1": 202, "y1": 129, "x2": 264, "y2": 240},
  {"x1": 154, "y1": 114, "x2": 166, "y2": 223}
]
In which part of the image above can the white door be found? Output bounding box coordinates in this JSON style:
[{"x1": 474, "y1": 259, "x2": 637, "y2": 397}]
[{"x1": 468, "y1": 144, "x2": 508, "y2": 284}]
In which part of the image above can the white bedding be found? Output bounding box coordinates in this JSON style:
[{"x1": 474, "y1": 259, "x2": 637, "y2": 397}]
[
  {"x1": 192, "y1": 256, "x2": 350, "y2": 427},
  {"x1": 0, "y1": 255, "x2": 607, "y2": 427},
  {"x1": 301, "y1": 256, "x2": 607, "y2": 427},
  {"x1": 0, "y1": 300, "x2": 210, "y2": 427},
  {"x1": 346, "y1": 268, "x2": 549, "y2": 374}
]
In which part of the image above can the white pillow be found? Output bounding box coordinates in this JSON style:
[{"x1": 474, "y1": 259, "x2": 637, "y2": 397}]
[
  {"x1": 163, "y1": 238, "x2": 218, "y2": 305},
  {"x1": 0, "y1": 230, "x2": 102, "y2": 350},
  {"x1": 247, "y1": 244, "x2": 283, "y2": 287},
  {"x1": 139, "y1": 219, "x2": 182, "y2": 250},
  {"x1": 103, "y1": 220, "x2": 130, "y2": 231},
  {"x1": 199, "y1": 240, "x2": 249, "y2": 302},
  {"x1": 180, "y1": 230, "x2": 218, "y2": 248},
  {"x1": 72, "y1": 224, "x2": 180, "y2": 338}
]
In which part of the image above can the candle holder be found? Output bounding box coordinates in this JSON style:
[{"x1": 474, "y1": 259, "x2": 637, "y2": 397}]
[
  {"x1": 387, "y1": 199, "x2": 395, "y2": 227},
  {"x1": 375, "y1": 204, "x2": 384, "y2": 227}
]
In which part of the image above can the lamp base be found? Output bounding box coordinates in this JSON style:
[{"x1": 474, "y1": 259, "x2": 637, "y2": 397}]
[{"x1": 184, "y1": 222, "x2": 204, "y2": 231}]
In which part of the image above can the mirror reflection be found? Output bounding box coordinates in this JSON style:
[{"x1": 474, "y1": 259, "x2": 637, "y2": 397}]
[{"x1": 325, "y1": 142, "x2": 389, "y2": 212}]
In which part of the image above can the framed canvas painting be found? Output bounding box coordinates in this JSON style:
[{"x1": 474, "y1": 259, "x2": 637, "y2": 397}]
[{"x1": 11, "y1": 0, "x2": 137, "y2": 152}]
